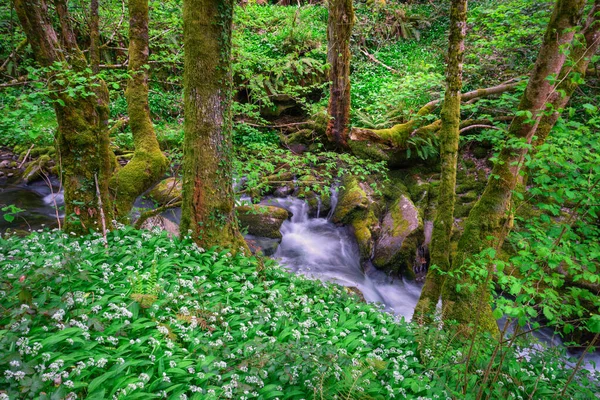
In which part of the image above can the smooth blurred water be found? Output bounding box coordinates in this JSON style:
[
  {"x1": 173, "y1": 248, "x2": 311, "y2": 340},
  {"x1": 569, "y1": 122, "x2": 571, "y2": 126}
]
[{"x1": 266, "y1": 196, "x2": 423, "y2": 321}]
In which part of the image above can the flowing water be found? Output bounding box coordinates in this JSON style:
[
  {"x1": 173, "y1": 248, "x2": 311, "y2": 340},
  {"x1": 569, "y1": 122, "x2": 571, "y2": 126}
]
[
  {"x1": 1, "y1": 178, "x2": 598, "y2": 370},
  {"x1": 265, "y1": 195, "x2": 424, "y2": 320}
]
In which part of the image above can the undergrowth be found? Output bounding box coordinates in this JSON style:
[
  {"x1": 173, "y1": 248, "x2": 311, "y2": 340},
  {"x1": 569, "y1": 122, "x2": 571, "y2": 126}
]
[{"x1": 0, "y1": 228, "x2": 598, "y2": 399}]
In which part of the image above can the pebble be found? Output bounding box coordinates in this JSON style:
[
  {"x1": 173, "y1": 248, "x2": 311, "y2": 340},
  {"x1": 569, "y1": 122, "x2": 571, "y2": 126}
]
[{"x1": 7, "y1": 173, "x2": 14, "y2": 177}]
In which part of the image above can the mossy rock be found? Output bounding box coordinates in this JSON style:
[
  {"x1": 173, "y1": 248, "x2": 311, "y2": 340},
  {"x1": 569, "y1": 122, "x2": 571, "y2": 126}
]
[
  {"x1": 458, "y1": 191, "x2": 479, "y2": 204},
  {"x1": 283, "y1": 129, "x2": 314, "y2": 146},
  {"x1": 29, "y1": 146, "x2": 56, "y2": 158},
  {"x1": 373, "y1": 194, "x2": 424, "y2": 278},
  {"x1": 22, "y1": 155, "x2": 52, "y2": 184},
  {"x1": 148, "y1": 177, "x2": 182, "y2": 205},
  {"x1": 348, "y1": 140, "x2": 390, "y2": 164},
  {"x1": 305, "y1": 190, "x2": 332, "y2": 218},
  {"x1": 350, "y1": 209, "x2": 379, "y2": 259},
  {"x1": 332, "y1": 176, "x2": 370, "y2": 223},
  {"x1": 237, "y1": 205, "x2": 289, "y2": 240}
]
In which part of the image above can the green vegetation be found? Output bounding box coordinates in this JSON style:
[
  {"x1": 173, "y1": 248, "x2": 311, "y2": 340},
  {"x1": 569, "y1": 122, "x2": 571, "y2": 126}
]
[
  {"x1": 1, "y1": 0, "x2": 600, "y2": 398},
  {"x1": 1, "y1": 228, "x2": 598, "y2": 399}
]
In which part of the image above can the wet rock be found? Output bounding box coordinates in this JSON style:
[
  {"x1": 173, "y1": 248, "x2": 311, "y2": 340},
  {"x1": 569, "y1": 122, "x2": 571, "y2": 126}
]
[
  {"x1": 332, "y1": 176, "x2": 370, "y2": 223},
  {"x1": 22, "y1": 155, "x2": 51, "y2": 184},
  {"x1": 373, "y1": 194, "x2": 424, "y2": 278},
  {"x1": 245, "y1": 235, "x2": 281, "y2": 256},
  {"x1": 0, "y1": 160, "x2": 10, "y2": 169},
  {"x1": 7, "y1": 173, "x2": 14, "y2": 178},
  {"x1": 273, "y1": 185, "x2": 294, "y2": 197},
  {"x1": 237, "y1": 204, "x2": 289, "y2": 239},
  {"x1": 148, "y1": 177, "x2": 182, "y2": 205},
  {"x1": 332, "y1": 176, "x2": 381, "y2": 259}
]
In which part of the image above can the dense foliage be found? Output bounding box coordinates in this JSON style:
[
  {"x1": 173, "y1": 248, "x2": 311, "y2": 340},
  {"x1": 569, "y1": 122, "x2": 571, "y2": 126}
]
[{"x1": 1, "y1": 228, "x2": 598, "y2": 399}]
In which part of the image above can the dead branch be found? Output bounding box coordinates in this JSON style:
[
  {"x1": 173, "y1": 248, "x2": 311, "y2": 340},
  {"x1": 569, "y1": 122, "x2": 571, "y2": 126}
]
[
  {"x1": 359, "y1": 48, "x2": 401, "y2": 75},
  {"x1": 134, "y1": 201, "x2": 182, "y2": 230}
]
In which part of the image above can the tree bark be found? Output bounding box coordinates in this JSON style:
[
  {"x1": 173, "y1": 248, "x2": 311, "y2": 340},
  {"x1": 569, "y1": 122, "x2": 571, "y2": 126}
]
[
  {"x1": 415, "y1": 0, "x2": 468, "y2": 322},
  {"x1": 109, "y1": 0, "x2": 167, "y2": 218},
  {"x1": 180, "y1": 0, "x2": 247, "y2": 251},
  {"x1": 440, "y1": 0, "x2": 586, "y2": 335},
  {"x1": 90, "y1": 0, "x2": 100, "y2": 74},
  {"x1": 533, "y1": 0, "x2": 600, "y2": 148},
  {"x1": 326, "y1": 0, "x2": 354, "y2": 148},
  {"x1": 14, "y1": 0, "x2": 114, "y2": 234}
]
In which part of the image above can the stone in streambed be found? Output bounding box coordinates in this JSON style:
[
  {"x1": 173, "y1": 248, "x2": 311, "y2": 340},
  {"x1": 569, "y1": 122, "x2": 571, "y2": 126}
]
[
  {"x1": 373, "y1": 194, "x2": 424, "y2": 278},
  {"x1": 148, "y1": 177, "x2": 182, "y2": 205},
  {"x1": 237, "y1": 204, "x2": 289, "y2": 240}
]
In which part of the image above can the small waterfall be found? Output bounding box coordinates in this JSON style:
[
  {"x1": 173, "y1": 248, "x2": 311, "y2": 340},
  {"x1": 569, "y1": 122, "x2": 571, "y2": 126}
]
[
  {"x1": 326, "y1": 186, "x2": 339, "y2": 220},
  {"x1": 268, "y1": 196, "x2": 423, "y2": 320}
]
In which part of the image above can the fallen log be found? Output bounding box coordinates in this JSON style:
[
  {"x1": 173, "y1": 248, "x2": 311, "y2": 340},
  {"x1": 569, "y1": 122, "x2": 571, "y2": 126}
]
[{"x1": 350, "y1": 81, "x2": 521, "y2": 149}]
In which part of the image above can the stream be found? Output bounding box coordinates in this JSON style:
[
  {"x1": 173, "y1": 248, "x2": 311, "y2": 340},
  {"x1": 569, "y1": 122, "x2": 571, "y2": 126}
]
[
  {"x1": 266, "y1": 195, "x2": 423, "y2": 320},
  {"x1": 1, "y1": 178, "x2": 598, "y2": 371}
]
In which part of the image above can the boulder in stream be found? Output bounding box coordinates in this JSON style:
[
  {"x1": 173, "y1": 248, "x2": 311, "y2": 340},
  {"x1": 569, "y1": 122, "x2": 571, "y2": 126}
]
[
  {"x1": 373, "y1": 195, "x2": 424, "y2": 278},
  {"x1": 148, "y1": 177, "x2": 182, "y2": 205},
  {"x1": 237, "y1": 204, "x2": 289, "y2": 239}
]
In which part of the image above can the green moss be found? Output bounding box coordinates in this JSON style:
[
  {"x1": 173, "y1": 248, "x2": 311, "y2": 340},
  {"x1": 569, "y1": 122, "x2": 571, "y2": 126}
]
[
  {"x1": 237, "y1": 205, "x2": 289, "y2": 239},
  {"x1": 351, "y1": 209, "x2": 378, "y2": 259},
  {"x1": 348, "y1": 140, "x2": 390, "y2": 163},
  {"x1": 148, "y1": 177, "x2": 182, "y2": 205},
  {"x1": 332, "y1": 176, "x2": 369, "y2": 223}
]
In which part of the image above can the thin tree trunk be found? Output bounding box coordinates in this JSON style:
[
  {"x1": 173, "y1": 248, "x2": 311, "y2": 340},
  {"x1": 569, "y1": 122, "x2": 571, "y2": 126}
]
[
  {"x1": 326, "y1": 0, "x2": 354, "y2": 148},
  {"x1": 415, "y1": 0, "x2": 468, "y2": 322},
  {"x1": 109, "y1": 0, "x2": 167, "y2": 218},
  {"x1": 440, "y1": 0, "x2": 586, "y2": 334},
  {"x1": 90, "y1": 0, "x2": 100, "y2": 74},
  {"x1": 180, "y1": 0, "x2": 247, "y2": 251},
  {"x1": 15, "y1": 0, "x2": 114, "y2": 234}
]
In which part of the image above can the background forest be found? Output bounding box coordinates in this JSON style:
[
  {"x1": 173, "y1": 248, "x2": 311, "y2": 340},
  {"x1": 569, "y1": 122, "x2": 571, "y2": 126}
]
[{"x1": 0, "y1": 0, "x2": 600, "y2": 399}]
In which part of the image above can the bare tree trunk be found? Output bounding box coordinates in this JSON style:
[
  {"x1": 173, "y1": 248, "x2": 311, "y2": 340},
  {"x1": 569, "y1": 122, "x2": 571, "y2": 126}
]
[
  {"x1": 415, "y1": 0, "x2": 468, "y2": 322},
  {"x1": 440, "y1": 0, "x2": 586, "y2": 334},
  {"x1": 180, "y1": 0, "x2": 247, "y2": 251},
  {"x1": 109, "y1": 0, "x2": 167, "y2": 218},
  {"x1": 326, "y1": 0, "x2": 354, "y2": 148},
  {"x1": 15, "y1": 0, "x2": 114, "y2": 234}
]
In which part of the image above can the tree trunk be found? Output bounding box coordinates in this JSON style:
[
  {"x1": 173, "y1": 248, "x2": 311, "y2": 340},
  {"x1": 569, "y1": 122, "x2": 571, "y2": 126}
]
[
  {"x1": 440, "y1": 0, "x2": 586, "y2": 334},
  {"x1": 533, "y1": 0, "x2": 600, "y2": 148},
  {"x1": 15, "y1": 0, "x2": 114, "y2": 234},
  {"x1": 415, "y1": 0, "x2": 468, "y2": 322},
  {"x1": 90, "y1": 0, "x2": 100, "y2": 74},
  {"x1": 180, "y1": 0, "x2": 247, "y2": 251},
  {"x1": 326, "y1": 0, "x2": 354, "y2": 148},
  {"x1": 109, "y1": 0, "x2": 167, "y2": 218}
]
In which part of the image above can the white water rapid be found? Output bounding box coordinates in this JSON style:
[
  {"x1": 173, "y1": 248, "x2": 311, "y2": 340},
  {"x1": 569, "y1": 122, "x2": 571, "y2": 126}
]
[{"x1": 265, "y1": 196, "x2": 424, "y2": 321}]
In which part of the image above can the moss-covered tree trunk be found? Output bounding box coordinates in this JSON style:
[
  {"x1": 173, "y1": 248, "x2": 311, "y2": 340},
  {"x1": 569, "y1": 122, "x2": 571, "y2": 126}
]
[
  {"x1": 533, "y1": 0, "x2": 600, "y2": 148},
  {"x1": 440, "y1": 0, "x2": 586, "y2": 334},
  {"x1": 180, "y1": 0, "x2": 247, "y2": 251},
  {"x1": 326, "y1": 0, "x2": 354, "y2": 148},
  {"x1": 15, "y1": 0, "x2": 113, "y2": 234},
  {"x1": 415, "y1": 0, "x2": 468, "y2": 322},
  {"x1": 109, "y1": 0, "x2": 167, "y2": 218},
  {"x1": 90, "y1": 0, "x2": 100, "y2": 74}
]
